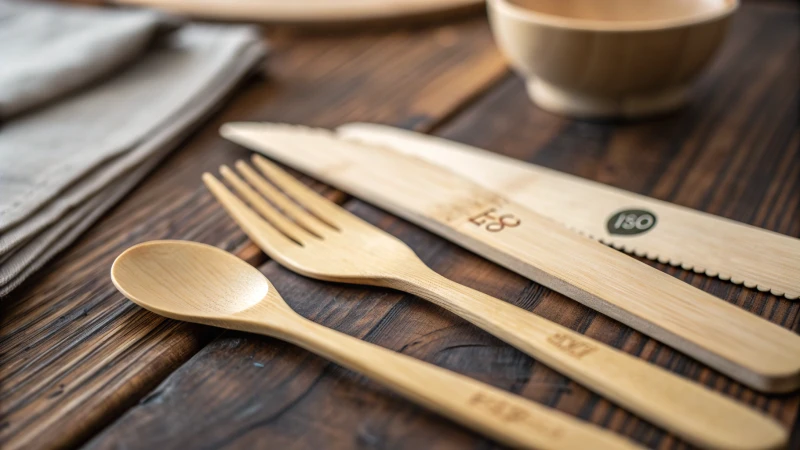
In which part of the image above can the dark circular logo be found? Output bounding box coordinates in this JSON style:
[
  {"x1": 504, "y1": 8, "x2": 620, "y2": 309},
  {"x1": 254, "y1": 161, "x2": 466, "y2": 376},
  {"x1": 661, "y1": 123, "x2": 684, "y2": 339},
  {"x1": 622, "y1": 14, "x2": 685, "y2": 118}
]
[{"x1": 606, "y1": 209, "x2": 657, "y2": 236}]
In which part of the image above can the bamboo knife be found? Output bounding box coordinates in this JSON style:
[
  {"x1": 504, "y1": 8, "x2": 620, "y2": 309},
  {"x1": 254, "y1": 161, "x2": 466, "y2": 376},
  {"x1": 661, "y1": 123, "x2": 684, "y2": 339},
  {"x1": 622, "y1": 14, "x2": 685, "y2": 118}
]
[
  {"x1": 338, "y1": 122, "x2": 800, "y2": 301},
  {"x1": 220, "y1": 122, "x2": 800, "y2": 393}
]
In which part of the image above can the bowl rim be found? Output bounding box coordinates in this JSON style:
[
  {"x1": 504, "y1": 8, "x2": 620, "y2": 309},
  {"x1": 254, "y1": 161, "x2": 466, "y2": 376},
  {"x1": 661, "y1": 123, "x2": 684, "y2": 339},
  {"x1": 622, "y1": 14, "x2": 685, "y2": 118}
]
[{"x1": 488, "y1": 0, "x2": 739, "y2": 32}]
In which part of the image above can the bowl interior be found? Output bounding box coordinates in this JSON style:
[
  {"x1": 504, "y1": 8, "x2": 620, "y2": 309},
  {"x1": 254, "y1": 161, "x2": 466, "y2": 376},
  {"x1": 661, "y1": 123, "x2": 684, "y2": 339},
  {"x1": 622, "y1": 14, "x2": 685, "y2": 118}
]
[{"x1": 507, "y1": 0, "x2": 733, "y2": 23}]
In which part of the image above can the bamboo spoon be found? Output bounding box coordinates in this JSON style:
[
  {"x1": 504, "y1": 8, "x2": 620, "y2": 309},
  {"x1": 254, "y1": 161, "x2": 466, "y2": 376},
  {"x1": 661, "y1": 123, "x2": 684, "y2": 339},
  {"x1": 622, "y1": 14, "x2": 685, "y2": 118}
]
[
  {"x1": 111, "y1": 240, "x2": 639, "y2": 450},
  {"x1": 202, "y1": 157, "x2": 787, "y2": 450}
]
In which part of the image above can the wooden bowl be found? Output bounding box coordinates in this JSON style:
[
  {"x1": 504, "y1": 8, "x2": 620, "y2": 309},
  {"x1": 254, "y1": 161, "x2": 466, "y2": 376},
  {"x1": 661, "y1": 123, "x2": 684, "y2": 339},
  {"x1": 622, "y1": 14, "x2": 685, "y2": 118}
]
[{"x1": 487, "y1": 0, "x2": 738, "y2": 118}]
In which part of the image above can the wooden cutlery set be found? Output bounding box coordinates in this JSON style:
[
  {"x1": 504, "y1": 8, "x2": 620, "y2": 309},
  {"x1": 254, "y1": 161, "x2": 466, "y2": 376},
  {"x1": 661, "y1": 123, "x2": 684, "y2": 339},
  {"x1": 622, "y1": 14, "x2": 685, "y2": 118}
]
[{"x1": 112, "y1": 122, "x2": 800, "y2": 449}]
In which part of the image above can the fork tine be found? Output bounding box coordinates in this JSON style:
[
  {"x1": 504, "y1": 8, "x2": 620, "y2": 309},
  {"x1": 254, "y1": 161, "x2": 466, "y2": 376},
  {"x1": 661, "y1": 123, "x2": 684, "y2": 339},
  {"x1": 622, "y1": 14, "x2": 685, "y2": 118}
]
[
  {"x1": 234, "y1": 160, "x2": 331, "y2": 238},
  {"x1": 202, "y1": 172, "x2": 302, "y2": 252},
  {"x1": 219, "y1": 165, "x2": 312, "y2": 245},
  {"x1": 251, "y1": 155, "x2": 353, "y2": 229}
]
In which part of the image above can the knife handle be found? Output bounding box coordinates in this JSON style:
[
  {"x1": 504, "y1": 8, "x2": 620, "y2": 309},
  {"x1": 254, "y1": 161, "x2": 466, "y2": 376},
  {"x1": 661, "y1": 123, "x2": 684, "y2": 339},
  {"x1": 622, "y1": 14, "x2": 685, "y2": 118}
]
[
  {"x1": 390, "y1": 267, "x2": 787, "y2": 450},
  {"x1": 431, "y1": 200, "x2": 800, "y2": 394}
]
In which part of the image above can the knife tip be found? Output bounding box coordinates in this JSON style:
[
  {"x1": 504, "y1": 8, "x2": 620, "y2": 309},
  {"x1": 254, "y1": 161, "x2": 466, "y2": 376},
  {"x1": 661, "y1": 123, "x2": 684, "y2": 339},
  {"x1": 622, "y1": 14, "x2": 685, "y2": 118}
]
[
  {"x1": 220, "y1": 121, "x2": 298, "y2": 141},
  {"x1": 219, "y1": 122, "x2": 250, "y2": 139}
]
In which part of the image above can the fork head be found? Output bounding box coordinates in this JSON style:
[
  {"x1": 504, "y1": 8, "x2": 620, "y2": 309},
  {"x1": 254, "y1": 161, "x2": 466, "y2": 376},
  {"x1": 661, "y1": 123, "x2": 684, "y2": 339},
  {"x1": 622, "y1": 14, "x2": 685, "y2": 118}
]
[{"x1": 203, "y1": 155, "x2": 419, "y2": 284}]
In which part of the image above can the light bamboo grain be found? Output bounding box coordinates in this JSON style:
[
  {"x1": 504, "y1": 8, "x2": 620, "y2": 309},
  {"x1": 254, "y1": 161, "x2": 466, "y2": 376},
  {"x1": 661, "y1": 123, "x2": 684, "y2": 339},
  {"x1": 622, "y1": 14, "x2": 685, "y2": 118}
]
[
  {"x1": 336, "y1": 122, "x2": 800, "y2": 301},
  {"x1": 218, "y1": 122, "x2": 800, "y2": 396},
  {"x1": 111, "y1": 240, "x2": 640, "y2": 450},
  {"x1": 203, "y1": 156, "x2": 787, "y2": 450}
]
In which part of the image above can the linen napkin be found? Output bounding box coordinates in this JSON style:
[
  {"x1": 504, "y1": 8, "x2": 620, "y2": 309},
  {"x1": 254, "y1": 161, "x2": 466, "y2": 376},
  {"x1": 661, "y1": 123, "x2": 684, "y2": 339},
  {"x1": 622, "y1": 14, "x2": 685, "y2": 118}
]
[
  {"x1": 0, "y1": 1, "x2": 268, "y2": 296},
  {"x1": 0, "y1": 1, "x2": 179, "y2": 120}
]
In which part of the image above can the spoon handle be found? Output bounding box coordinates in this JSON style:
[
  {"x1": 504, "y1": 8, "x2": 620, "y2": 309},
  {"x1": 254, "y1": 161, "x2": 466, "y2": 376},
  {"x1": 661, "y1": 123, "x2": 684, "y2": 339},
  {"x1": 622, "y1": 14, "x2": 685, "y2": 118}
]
[
  {"x1": 388, "y1": 267, "x2": 787, "y2": 450},
  {"x1": 266, "y1": 314, "x2": 638, "y2": 450}
]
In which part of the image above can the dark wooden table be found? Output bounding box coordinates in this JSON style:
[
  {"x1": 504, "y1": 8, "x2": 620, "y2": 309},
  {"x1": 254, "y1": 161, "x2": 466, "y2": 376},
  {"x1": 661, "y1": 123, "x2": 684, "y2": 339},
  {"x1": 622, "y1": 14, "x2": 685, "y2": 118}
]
[{"x1": 2, "y1": 2, "x2": 799, "y2": 449}]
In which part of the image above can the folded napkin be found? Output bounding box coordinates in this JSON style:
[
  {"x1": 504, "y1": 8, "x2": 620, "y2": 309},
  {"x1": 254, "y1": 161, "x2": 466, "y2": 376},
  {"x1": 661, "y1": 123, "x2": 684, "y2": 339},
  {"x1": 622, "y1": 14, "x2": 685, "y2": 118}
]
[{"x1": 0, "y1": 1, "x2": 268, "y2": 296}]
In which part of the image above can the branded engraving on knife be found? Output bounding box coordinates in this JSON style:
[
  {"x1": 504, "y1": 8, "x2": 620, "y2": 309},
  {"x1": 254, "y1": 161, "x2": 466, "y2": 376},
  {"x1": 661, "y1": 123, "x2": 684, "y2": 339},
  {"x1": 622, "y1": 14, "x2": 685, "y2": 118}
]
[
  {"x1": 606, "y1": 209, "x2": 657, "y2": 236},
  {"x1": 547, "y1": 333, "x2": 597, "y2": 359},
  {"x1": 468, "y1": 392, "x2": 563, "y2": 436},
  {"x1": 432, "y1": 191, "x2": 507, "y2": 224},
  {"x1": 468, "y1": 208, "x2": 521, "y2": 232}
]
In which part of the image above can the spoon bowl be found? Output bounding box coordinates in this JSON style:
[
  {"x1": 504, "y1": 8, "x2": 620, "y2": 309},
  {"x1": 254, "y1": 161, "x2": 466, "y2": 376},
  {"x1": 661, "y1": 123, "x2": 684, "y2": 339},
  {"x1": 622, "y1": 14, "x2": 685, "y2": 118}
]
[{"x1": 111, "y1": 240, "x2": 271, "y2": 321}]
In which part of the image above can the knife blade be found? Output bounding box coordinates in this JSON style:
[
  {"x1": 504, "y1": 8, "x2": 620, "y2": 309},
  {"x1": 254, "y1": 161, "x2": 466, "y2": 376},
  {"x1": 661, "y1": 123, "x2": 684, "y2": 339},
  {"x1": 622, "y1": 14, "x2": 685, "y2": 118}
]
[
  {"x1": 337, "y1": 123, "x2": 800, "y2": 301},
  {"x1": 220, "y1": 121, "x2": 800, "y2": 393}
]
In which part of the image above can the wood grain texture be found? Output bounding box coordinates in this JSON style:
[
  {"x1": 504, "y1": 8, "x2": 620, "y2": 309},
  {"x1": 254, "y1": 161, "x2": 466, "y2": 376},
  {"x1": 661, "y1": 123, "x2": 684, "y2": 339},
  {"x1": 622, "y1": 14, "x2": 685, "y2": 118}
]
[
  {"x1": 2, "y1": 2, "x2": 798, "y2": 450},
  {"x1": 202, "y1": 154, "x2": 786, "y2": 449},
  {"x1": 337, "y1": 121, "x2": 800, "y2": 300},
  {"x1": 110, "y1": 240, "x2": 640, "y2": 450},
  {"x1": 0, "y1": 19, "x2": 506, "y2": 450},
  {"x1": 217, "y1": 120, "x2": 800, "y2": 396},
  {"x1": 83, "y1": 3, "x2": 799, "y2": 450}
]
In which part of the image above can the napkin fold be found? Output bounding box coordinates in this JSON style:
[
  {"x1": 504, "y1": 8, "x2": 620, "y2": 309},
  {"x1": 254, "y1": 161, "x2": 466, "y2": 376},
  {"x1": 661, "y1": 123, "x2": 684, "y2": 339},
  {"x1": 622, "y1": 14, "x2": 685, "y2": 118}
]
[
  {"x1": 0, "y1": 1, "x2": 268, "y2": 296},
  {"x1": 0, "y1": 1, "x2": 180, "y2": 120}
]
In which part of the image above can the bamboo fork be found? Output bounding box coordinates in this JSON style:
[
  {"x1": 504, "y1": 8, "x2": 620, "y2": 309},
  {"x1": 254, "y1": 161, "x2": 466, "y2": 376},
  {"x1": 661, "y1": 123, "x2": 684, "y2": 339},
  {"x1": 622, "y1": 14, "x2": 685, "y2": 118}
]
[
  {"x1": 202, "y1": 156, "x2": 786, "y2": 450},
  {"x1": 112, "y1": 240, "x2": 639, "y2": 450}
]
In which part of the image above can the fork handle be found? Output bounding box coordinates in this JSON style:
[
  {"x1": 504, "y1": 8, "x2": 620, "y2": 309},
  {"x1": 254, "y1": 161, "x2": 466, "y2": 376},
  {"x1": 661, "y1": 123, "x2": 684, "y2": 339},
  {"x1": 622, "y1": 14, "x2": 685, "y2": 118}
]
[
  {"x1": 389, "y1": 268, "x2": 786, "y2": 450},
  {"x1": 264, "y1": 314, "x2": 638, "y2": 450}
]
